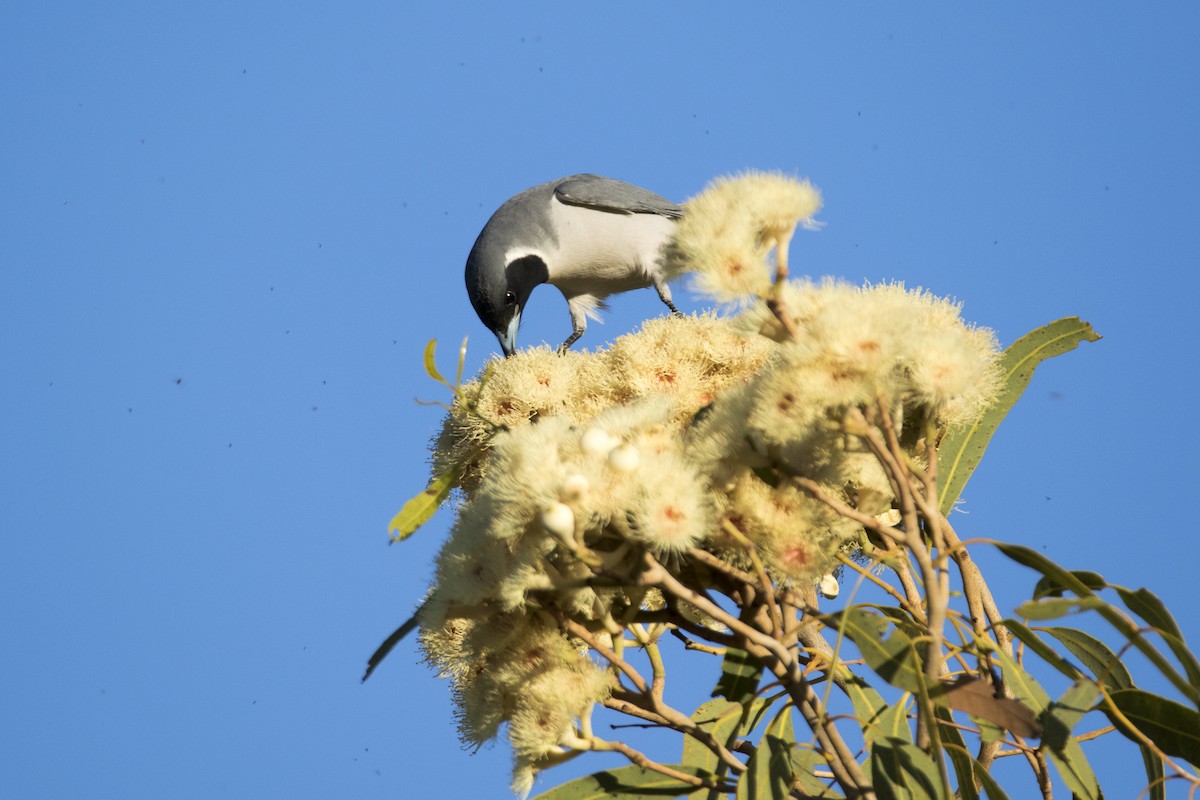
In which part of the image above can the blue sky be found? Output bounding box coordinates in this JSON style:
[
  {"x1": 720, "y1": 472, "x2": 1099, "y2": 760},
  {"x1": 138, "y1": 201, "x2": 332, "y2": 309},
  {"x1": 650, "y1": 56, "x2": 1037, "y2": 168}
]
[{"x1": 4, "y1": 3, "x2": 1199, "y2": 798}]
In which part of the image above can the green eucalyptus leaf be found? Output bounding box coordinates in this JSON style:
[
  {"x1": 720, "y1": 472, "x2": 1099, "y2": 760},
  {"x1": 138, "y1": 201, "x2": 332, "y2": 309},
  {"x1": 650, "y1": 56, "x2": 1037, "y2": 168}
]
[
  {"x1": 992, "y1": 542, "x2": 1200, "y2": 706},
  {"x1": 934, "y1": 706, "x2": 978, "y2": 800},
  {"x1": 712, "y1": 647, "x2": 762, "y2": 705},
  {"x1": 938, "y1": 317, "x2": 1099, "y2": 515},
  {"x1": 1014, "y1": 596, "x2": 1106, "y2": 620},
  {"x1": 1105, "y1": 688, "x2": 1200, "y2": 764},
  {"x1": 825, "y1": 607, "x2": 925, "y2": 695},
  {"x1": 1033, "y1": 570, "x2": 1108, "y2": 600},
  {"x1": 1139, "y1": 742, "x2": 1166, "y2": 800},
  {"x1": 843, "y1": 672, "x2": 899, "y2": 743},
  {"x1": 1115, "y1": 586, "x2": 1200, "y2": 690},
  {"x1": 981, "y1": 635, "x2": 1101, "y2": 799},
  {"x1": 1039, "y1": 627, "x2": 1133, "y2": 691},
  {"x1": 682, "y1": 698, "x2": 743, "y2": 800},
  {"x1": 737, "y1": 707, "x2": 794, "y2": 800},
  {"x1": 530, "y1": 764, "x2": 715, "y2": 800},
  {"x1": 1002, "y1": 619, "x2": 1083, "y2": 682},
  {"x1": 870, "y1": 736, "x2": 945, "y2": 800}
]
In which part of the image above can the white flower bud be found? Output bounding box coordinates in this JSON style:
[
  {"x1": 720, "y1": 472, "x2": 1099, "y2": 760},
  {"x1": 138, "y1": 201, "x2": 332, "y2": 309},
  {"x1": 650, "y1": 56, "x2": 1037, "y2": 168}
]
[
  {"x1": 819, "y1": 573, "x2": 840, "y2": 599},
  {"x1": 561, "y1": 473, "x2": 590, "y2": 501},
  {"x1": 581, "y1": 427, "x2": 617, "y2": 456},
  {"x1": 541, "y1": 502, "x2": 575, "y2": 541},
  {"x1": 608, "y1": 443, "x2": 641, "y2": 473}
]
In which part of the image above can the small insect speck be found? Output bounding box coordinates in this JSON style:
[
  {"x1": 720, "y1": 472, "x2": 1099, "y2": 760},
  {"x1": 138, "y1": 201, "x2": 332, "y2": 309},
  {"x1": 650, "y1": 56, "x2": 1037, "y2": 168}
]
[{"x1": 175, "y1": 378, "x2": 182, "y2": 385}]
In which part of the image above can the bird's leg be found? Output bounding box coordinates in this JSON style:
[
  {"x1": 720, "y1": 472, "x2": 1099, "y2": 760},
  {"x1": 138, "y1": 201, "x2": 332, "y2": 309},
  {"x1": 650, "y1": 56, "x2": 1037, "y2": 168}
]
[
  {"x1": 556, "y1": 329, "x2": 583, "y2": 355},
  {"x1": 652, "y1": 276, "x2": 683, "y2": 317},
  {"x1": 558, "y1": 299, "x2": 589, "y2": 354}
]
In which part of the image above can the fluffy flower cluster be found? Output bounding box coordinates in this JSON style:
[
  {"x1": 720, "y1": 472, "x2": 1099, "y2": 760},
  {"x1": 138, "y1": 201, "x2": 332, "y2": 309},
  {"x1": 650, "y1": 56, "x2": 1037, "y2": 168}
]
[
  {"x1": 418, "y1": 173, "x2": 1002, "y2": 795},
  {"x1": 663, "y1": 171, "x2": 823, "y2": 302}
]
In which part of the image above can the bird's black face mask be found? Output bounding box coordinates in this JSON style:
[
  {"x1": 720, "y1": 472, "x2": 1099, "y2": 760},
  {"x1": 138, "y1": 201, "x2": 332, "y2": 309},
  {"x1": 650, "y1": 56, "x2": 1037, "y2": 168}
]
[{"x1": 495, "y1": 255, "x2": 549, "y2": 357}]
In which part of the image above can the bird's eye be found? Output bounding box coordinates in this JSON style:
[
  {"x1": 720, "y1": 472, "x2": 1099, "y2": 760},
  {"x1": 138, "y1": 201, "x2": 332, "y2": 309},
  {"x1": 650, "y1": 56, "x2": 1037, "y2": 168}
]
[{"x1": 504, "y1": 291, "x2": 516, "y2": 306}]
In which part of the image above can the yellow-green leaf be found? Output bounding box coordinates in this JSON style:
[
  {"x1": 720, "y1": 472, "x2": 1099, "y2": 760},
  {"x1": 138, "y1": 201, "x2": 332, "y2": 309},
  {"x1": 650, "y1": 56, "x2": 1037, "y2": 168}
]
[
  {"x1": 423, "y1": 337, "x2": 452, "y2": 388},
  {"x1": 388, "y1": 467, "x2": 460, "y2": 542}
]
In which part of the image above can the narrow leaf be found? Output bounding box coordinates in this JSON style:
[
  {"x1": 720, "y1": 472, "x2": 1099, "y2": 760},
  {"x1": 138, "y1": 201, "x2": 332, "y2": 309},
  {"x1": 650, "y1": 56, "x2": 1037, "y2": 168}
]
[
  {"x1": 423, "y1": 338, "x2": 450, "y2": 386},
  {"x1": 737, "y1": 707, "x2": 795, "y2": 800},
  {"x1": 531, "y1": 764, "x2": 713, "y2": 800},
  {"x1": 1039, "y1": 627, "x2": 1133, "y2": 691},
  {"x1": 1116, "y1": 586, "x2": 1200, "y2": 690},
  {"x1": 843, "y1": 673, "x2": 900, "y2": 743},
  {"x1": 826, "y1": 607, "x2": 925, "y2": 695},
  {"x1": 682, "y1": 698, "x2": 743, "y2": 800},
  {"x1": 712, "y1": 647, "x2": 761, "y2": 705},
  {"x1": 876, "y1": 694, "x2": 914, "y2": 742},
  {"x1": 1002, "y1": 619, "x2": 1084, "y2": 683},
  {"x1": 362, "y1": 603, "x2": 424, "y2": 681},
  {"x1": 870, "y1": 736, "x2": 945, "y2": 800},
  {"x1": 938, "y1": 317, "x2": 1099, "y2": 515},
  {"x1": 1042, "y1": 680, "x2": 1102, "y2": 797},
  {"x1": 1033, "y1": 570, "x2": 1108, "y2": 599},
  {"x1": 934, "y1": 706, "x2": 978, "y2": 800},
  {"x1": 1105, "y1": 688, "x2": 1200, "y2": 764},
  {"x1": 992, "y1": 542, "x2": 1200, "y2": 706},
  {"x1": 1014, "y1": 597, "x2": 1105, "y2": 621},
  {"x1": 388, "y1": 467, "x2": 460, "y2": 542},
  {"x1": 981, "y1": 635, "x2": 1101, "y2": 799},
  {"x1": 993, "y1": 543, "x2": 1097, "y2": 597},
  {"x1": 1138, "y1": 742, "x2": 1166, "y2": 800}
]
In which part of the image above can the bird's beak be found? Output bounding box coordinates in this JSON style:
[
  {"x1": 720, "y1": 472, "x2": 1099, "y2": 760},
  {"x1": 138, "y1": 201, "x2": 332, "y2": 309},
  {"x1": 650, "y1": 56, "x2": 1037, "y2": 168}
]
[{"x1": 497, "y1": 310, "x2": 521, "y2": 358}]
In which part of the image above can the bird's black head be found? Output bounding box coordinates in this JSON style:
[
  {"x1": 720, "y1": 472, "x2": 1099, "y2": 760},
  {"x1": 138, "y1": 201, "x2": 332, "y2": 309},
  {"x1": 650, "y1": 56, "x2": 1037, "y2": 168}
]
[{"x1": 464, "y1": 244, "x2": 549, "y2": 357}]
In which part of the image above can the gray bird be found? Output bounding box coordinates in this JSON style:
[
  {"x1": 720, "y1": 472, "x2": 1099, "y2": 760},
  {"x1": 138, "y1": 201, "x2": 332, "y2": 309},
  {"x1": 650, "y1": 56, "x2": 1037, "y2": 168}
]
[{"x1": 464, "y1": 174, "x2": 683, "y2": 357}]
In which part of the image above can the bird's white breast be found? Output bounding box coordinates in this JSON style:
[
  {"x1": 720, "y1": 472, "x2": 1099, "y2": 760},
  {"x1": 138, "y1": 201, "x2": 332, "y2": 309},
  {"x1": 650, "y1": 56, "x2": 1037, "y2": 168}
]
[{"x1": 539, "y1": 200, "x2": 676, "y2": 300}]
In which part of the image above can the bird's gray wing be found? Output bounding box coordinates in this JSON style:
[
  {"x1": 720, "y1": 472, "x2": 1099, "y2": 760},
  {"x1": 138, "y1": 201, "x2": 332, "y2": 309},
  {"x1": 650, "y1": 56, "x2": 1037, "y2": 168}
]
[{"x1": 554, "y1": 174, "x2": 683, "y2": 219}]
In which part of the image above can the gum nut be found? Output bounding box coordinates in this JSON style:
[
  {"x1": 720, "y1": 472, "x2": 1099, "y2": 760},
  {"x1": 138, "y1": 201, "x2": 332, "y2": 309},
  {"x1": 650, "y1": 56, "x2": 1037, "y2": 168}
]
[
  {"x1": 561, "y1": 473, "x2": 590, "y2": 500},
  {"x1": 608, "y1": 443, "x2": 641, "y2": 472},
  {"x1": 581, "y1": 427, "x2": 615, "y2": 456},
  {"x1": 541, "y1": 502, "x2": 576, "y2": 539},
  {"x1": 819, "y1": 573, "x2": 840, "y2": 599}
]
